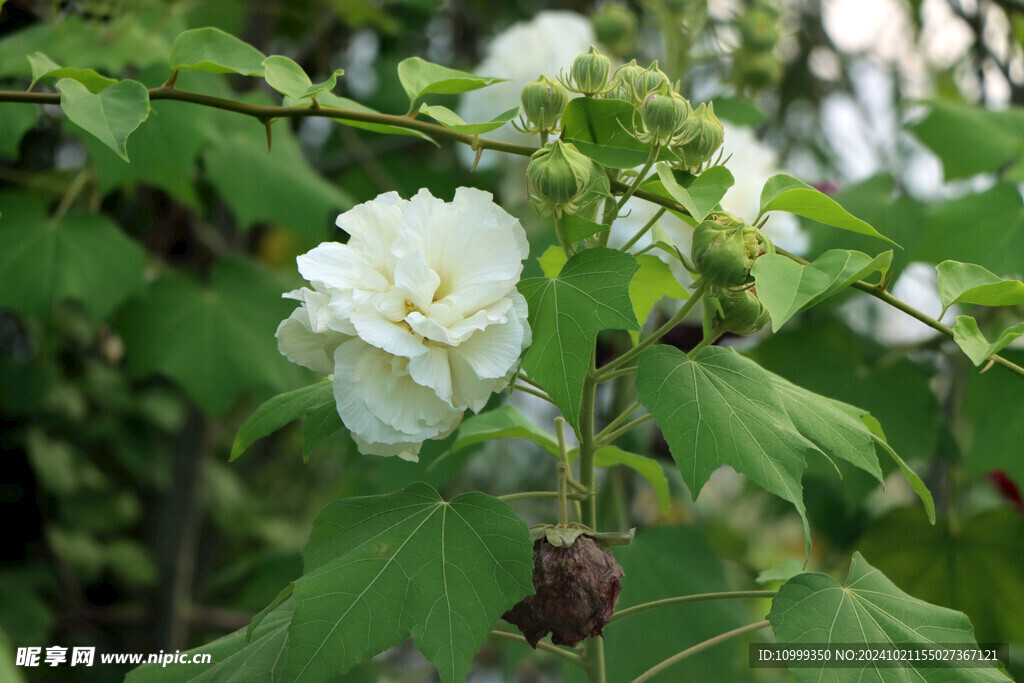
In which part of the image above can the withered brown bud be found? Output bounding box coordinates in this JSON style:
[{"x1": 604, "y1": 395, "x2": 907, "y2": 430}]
[{"x1": 503, "y1": 535, "x2": 624, "y2": 648}]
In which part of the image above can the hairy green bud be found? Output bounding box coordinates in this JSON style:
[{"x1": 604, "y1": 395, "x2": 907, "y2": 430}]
[
  {"x1": 714, "y1": 288, "x2": 771, "y2": 335},
  {"x1": 692, "y1": 216, "x2": 770, "y2": 288},
  {"x1": 520, "y1": 75, "x2": 569, "y2": 133},
  {"x1": 567, "y1": 45, "x2": 612, "y2": 96},
  {"x1": 639, "y1": 91, "x2": 690, "y2": 146},
  {"x1": 527, "y1": 140, "x2": 592, "y2": 217},
  {"x1": 673, "y1": 102, "x2": 724, "y2": 171}
]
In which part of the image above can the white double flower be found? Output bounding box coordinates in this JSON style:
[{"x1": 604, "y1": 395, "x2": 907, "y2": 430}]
[{"x1": 276, "y1": 188, "x2": 531, "y2": 461}]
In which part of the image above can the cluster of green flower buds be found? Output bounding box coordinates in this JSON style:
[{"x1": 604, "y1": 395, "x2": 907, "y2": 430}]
[
  {"x1": 730, "y1": 0, "x2": 784, "y2": 94},
  {"x1": 610, "y1": 60, "x2": 670, "y2": 106},
  {"x1": 527, "y1": 139, "x2": 593, "y2": 217},
  {"x1": 673, "y1": 102, "x2": 724, "y2": 172},
  {"x1": 691, "y1": 212, "x2": 773, "y2": 289},
  {"x1": 519, "y1": 75, "x2": 569, "y2": 134},
  {"x1": 562, "y1": 46, "x2": 612, "y2": 96},
  {"x1": 693, "y1": 212, "x2": 774, "y2": 335}
]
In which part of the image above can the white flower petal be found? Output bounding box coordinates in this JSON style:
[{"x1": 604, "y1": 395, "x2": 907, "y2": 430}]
[
  {"x1": 393, "y1": 250, "x2": 441, "y2": 312},
  {"x1": 333, "y1": 340, "x2": 460, "y2": 443},
  {"x1": 297, "y1": 242, "x2": 389, "y2": 292},
  {"x1": 453, "y1": 299, "x2": 528, "y2": 380},
  {"x1": 450, "y1": 352, "x2": 507, "y2": 413},
  {"x1": 408, "y1": 344, "x2": 454, "y2": 406},
  {"x1": 352, "y1": 434, "x2": 421, "y2": 461},
  {"x1": 350, "y1": 305, "x2": 426, "y2": 358},
  {"x1": 275, "y1": 307, "x2": 346, "y2": 375},
  {"x1": 336, "y1": 191, "x2": 407, "y2": 255},
  {"x1": 399, "y1": 189, "x2": 527, "y2": 307}
]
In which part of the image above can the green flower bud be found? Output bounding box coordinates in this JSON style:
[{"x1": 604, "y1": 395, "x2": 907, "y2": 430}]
[
  {"x1": 692, "y1": 218, "x2": 770, "y2": 288},
  {"x1": 609, "y1": 60, "x2": 645, "y2": 102},
  {"x1": 639, "y1": 91, "x2": 690, "y2": 146},
  {"x1": 740, "y1": 1, "x2": 782, "y2": 50},
  {"x1": 673, "y1": 102, "x2": 725, "y2": 171},
  {"x1": 633, "y1": 61, "x2": 670, "y2": 102},
  {"x1": 567, "y1": 45, "x2": 612, "y2": 96},
  {"x1": 527, "y1": 140, "x2": 593, "y2": 217},
  {"x1": 714, "y1": 288, "x2": 771, "y2": 335},
  {"x1": 592, "y1": 4, "x2": 638, "y2": 58},
  {"x1": 739, "y1": 10, "x2": 781, "y2": 51},
  {"x1": 521, "y1": 75, "x2": 569, "y2": 133},
  {"x1": 731, "y1": 49, "x2": 783, "y2": 92}
]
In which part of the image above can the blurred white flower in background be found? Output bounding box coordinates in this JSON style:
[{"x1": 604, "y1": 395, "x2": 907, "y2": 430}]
[
  {"x1": 276, "y1": 188, "x2": 531, "y2": 461},
  {"x1": 458, "y1": 11, "x2": 595, "y2": 176},
  {"x1": 842, "y1": 261, "x2": 959, "y2": 345}
]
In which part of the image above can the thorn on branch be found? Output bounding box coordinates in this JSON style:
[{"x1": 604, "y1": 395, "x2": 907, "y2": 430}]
[
  {"x1": 261, "y1": 118, "x2": 273, "y2": 152},
  {"x1": 163, "y1": 70, "x2": 179, "y2": 89},
  {"x1": 471, "y1": 140, "x2": 484, "y2": 173}
]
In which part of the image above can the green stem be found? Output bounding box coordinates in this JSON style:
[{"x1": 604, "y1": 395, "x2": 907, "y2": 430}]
[
  {"x1": 619, "y1": 207, "x2": 667, "y2": 252},
  {"x1": 608, "y1": 146, "x2": 660, "y2": 225},
  {"x1": 596, "y1": 414, "x2": 653, "y2": 446},
  {"x1": 497, "y1": 491, "x2": 584, "y2": 503},
  {"x1": 594, "y1": 401, "x2": 641, "y2": 442},
  {"x1": 489, "y1": 630, "x2": 584, "y2": 666},
  {"x1": 688, "y1": 328, "x2": 725, "y2": 358},
  {"x1": 51, "y1": 167, "x2": 92, "y2": 223},
  {"x1": 557, "y1": 463, "x2": 569, "y2": 526},
  {"x1": 630, "y1": 620, "x2": 771, "y2": 683},
  {"x1": 772, "y1": 247, "x2": 1024, "y2": 379},
  {"x1": 0, "y1": 87, "x2": 539, "y2": 159},
  {"x1": 512, "y1": 383, "x2": 555, "y2": 404},
  {"x1": 554, "y1": 213, "x2": 573, "y2": 259},
  {"x1": 598, "y1": 280, "x2": 708, "y2": 377},
  {"x1": 595, "y1": 365, "x2": 637, "y2": 382},
  {"x1": 609, "y1": 591, "x2": 777, "y2": 624},
  {"x1": 578, "y1": 357, "x2": 605, "y2": 683}
]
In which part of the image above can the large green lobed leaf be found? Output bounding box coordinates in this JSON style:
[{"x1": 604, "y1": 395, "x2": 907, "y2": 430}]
[
  {"x1": 0, "y1": 194, "x2": 145, "y2": 321},
  {"x1": 127, "y1": 601, "x2": 295, "y2": 682},
  {"x1": 636, "y1": 345, "x2": 814, "y2": 548},
  {"x1": 117, "y1": 258, "x2": 297, "y2": 414},
  {"x1": 518, "y1": 248, "x2": 639, "y2": 432},
  {"x1": 769, "y1": 552, "x2": 1010, "y2": 682},
  {"x1": 637, "y1": 345, "x2": 926, "y2": 550},
  {"x1": 284, "y1": 483, "x2": 532, "y2": 683},
  {"x1": 859, "y1": 507, "x2": 1024, "y2": 644}
]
